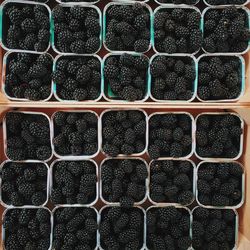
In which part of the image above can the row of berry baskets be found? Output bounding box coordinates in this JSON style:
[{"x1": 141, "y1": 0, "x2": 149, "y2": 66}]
[
  {"x1": 0, "y1": 1, "x2": 249, "y2": 55},
  {"x1": 1, "y1": 51, "x2": 247, "y2": 102},
  {"x1": 1, "y1": 206, "x2": 239, "y2": 250},
  {"x1": 3, "y1": 110, "x2": 244, "y2": 161},
  {"x1": 0, "y1": 158, "x2": 244, "y2": 209}
]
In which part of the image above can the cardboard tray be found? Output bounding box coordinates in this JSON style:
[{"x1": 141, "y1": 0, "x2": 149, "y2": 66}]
[
  {"x1": 0, "y1": 0, "x2": 249, "y2": 249},
  {"x1": 0, "y1": 105, "x2": 249, "y2": 249}
]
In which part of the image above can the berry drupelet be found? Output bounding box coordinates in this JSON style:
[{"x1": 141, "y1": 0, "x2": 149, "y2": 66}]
[
  {"x1": 147, "y1": 206, "x2": 191, "y2": 250},
  {"x1": 203, "y1": 7, "x2": 250, "y2": 53},
  {"x1": 1, "y1": 162, "x2": 48, "y2": 206},
  {"x1": 148, "y1": 113, "x2": 193, "y2": 159},
  {"x1": 4, "y1": 53, "x2": 52, "y2": 101},
  {"x1": 104, "y1": 53, "x2": 149, "y2": 101},
  {"x1": 100, "y1": 206, "x2": 144, "y2": 250},
  {"x1": 105, "y1": 3, "x2": 151, "y2": 52},
  {"x1": 149, "y1": 160, "x2": 194, "y2": 205},
  {"x1": 101, "y1": 110, "x2": 147, "y2": 156},
  {"x1": 3, "y1": 2, "x2": 50, "y2": 51},
  {"x1": 101, "y1": 158, "x2": 148, "y2": 206},
  {"x1": 154, "y1": 8, "x2": 202, "y2": 53},
  {"x1": 3, "y1": 208, "x2": 51, "y2": 250},
  {"x1": 150, "y1": 55, "x2": 196, "y2": 101},
  {"x1": 198, "y1": 56, "x2": 242, "y2": 101},
  {"x1": 5, "y1": 112, "x2": 52, "y2": 161},
  {"x1": 197, "y1": 162, "x2": 243, "y2": 207},
  {"x1": 196, "y1": 113, "x2": 243, "y2": 159},
  {"x1": 53, "y1": 111, "x2": 98, "y2": 156},
  {"x1": 53, "y1": 207, "x2": 97, "y2": 250},
  {"x1": 51, "y1": 160, "x2": 97, "y2": 205},
  {"x1": 192, "y1": 207, "x2": 237, "y2": 250},
  {"x1": 53, "y1": 5, "x2": 101, "y2": 54},
  {"x1": 53, "y1": 56, "x2": 101, "y2": 101}
]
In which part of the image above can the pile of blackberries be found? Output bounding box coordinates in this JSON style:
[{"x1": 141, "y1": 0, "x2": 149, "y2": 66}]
[
  {"x1": 206, "y1": 0, "x2": 246, "y2": 4},
  {"x1": 203, "y1": 7, "x2": 250, "y2": 53},
  {"x1": 53, "y1": 5, "x2": 101, "y2": 54},
  {"x1": 53, "y1": 207, "x2": 97, "y2": 250},
  {"x1": 53, "y1": 56, "x2": 101, "y2": 101},
  {"x1": 192, "y1": 207, "x2": 237, "y2": 250},
  {"x1": 3, "y1": 3, "x2": 50, "y2": 51},
  {"x1": 197, "y1": 162, "x2": 243, "y2": 207},
  {"x1": 1, "y1": 162, "x2": 48, "y2": 207},
  {"x1": 148, "y1": 113, "x2": 193, "y2": 159},
  {"x1": 101, "y1": 159, "x2": 148, "y2": 207},
  {"x1": 157, "y1": 0, "x2": 197, "y2": 4},
  {"x1": 4, "y1": 53, "x2": 52, "y2": 101},
  {"x1": 150, "y1": 55, "x2": 196, "y2": 101},
  {"x1": 154, "y1": 8, "x2": 202, "y2": 53},
  {"x1": 147, "y1": 206, "x2": 191, "y2": 250},
  {"x1": 100, "y1": 207, "x2": 144, "y2": 249},
  {"x1": 105, "y1": 3, "x2": 151, "y2": 52},
  {"x1": 102, "y1": 110, "x2": 147, "y2": 156},
  {"x1": 104, "y1": 53, "x2": 149, "y2": 101},
  {"x1": 3, "y1": 208, "x2": 51, "y2": 250},
  {"x1": 196, "y1": 114, "x2": 242, "y2": 159},
  {"x1": 150, "y1": 160, "x2": 194, "y2": 205},
  {"x1": 198, "y1": 56, "x2": 242, "y2": 101},
  {"x1": 51, "y1": 160, "x2": 97, "y2": 205},
  {"x1": 5, "y1": 112, "x2": 52, "y2": 161},
  {"x1": 53, "y1": 111, "x2": 98, "y2": 156}
]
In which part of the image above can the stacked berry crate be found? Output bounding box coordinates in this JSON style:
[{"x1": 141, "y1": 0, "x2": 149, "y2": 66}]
[{"x1": 0, "y1": 0, "x2": 249, "y2": 249}]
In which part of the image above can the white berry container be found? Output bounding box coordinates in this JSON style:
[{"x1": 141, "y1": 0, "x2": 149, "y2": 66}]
[
  {"x1": 191, "y1": 206, "x2": 239, "y2": 250},
  {"x1": 51, "y1": 110, "x2": 100, "y2": 159},
  {"x1": 197, "y1": 54, "x2": 245, "y2": 102},
  {"x1": 152, "y1": 5, "x2": 202, "y2": 55},
  {"x1": 55, "y1": 0, "x2": 100, "y2": 5},
  {"x1": 195, "y1": 160, "x2": 245, "y2": 209},
  {"x1": 99, "y1": 108, "x2": 148, "y2": 157},
  {"x1": 194, "y1": 112, "x2": 244, "y2": 161},
  {"x1": 2, "y1": 51, "x2": 54, "y2": 102},
  {"x1": 103, "y1": 2, "x2": 153, "y2": 53},
  {"x1": 102, "y1": 53, "x2": 150, "y2": 103},
  {"x1": 50, "y1": 159, "x2": 99, "y2": 207},
  {"x1": 147, "y1": 112, "x2": 195, "y2": 159},
  {"x1": 53, "y1": 54, "x2": 103, "y2": 102},
  {"x1": 99, "y1": 205, "x2": 146, "y2": 250},
  {"x1": 51, "y1": 4, "x2": 102, "y2": 55},
  {"x1": 3, "y1": 111, "x2": 53, "y2": 162},
  {"x1": 0, "y1": 0, "x2": 51, "y2": 53},
  {"x1": 0, "y1": 160, "x2": 50, "y2": 208},
  {"x1": 203, "y1": 0, "x2": 249, "y2": 7},
  {"x1": 201, "y1": 6, "x2": 250, "y2": 55},
  {"x1": 149, "y1": 53, "x2": 198, "y2": 103},
  {"x1": 148, "y1": 158, "x2": 196, "y2": 207},
  {"x1": 154, "y1": 0, "x2": 200, "y2": 6},
  {"x1": 2, "y1": 207, "x2": 53, "y2": 250},
  {"x1": 146, "y1": 205, "x2": 192, "y2": 249},
  {"x1": 52, "y1": 205, "x2": 99, "y2": 250},
  {"x1": 99, "y1": 157, "x2": 149, "y2": 206}
]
